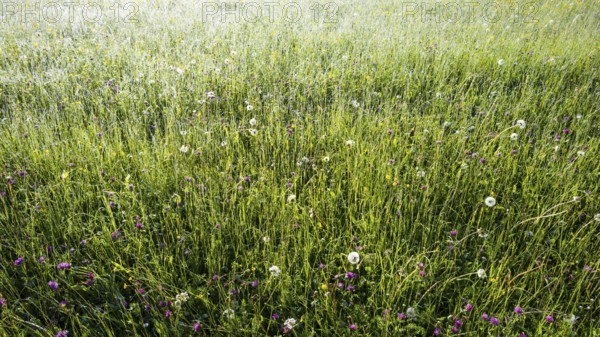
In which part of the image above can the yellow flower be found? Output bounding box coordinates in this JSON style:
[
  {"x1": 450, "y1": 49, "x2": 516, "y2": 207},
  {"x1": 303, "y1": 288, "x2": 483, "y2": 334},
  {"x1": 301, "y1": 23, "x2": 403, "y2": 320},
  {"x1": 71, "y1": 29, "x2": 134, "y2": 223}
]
[
  {"x1": 321, "y1": 284, "x2": 328, "y2": 290},
  {"x1": 385, "y1": 175, "x2": 391, "y2": 180}
]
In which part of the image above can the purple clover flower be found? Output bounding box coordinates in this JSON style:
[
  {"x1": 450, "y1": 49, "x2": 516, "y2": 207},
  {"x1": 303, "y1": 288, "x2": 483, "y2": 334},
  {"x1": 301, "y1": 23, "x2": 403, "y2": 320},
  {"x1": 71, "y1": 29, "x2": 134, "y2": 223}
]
[{"x1": 57, "y1": 262, "x2": 71, "y2": 270}]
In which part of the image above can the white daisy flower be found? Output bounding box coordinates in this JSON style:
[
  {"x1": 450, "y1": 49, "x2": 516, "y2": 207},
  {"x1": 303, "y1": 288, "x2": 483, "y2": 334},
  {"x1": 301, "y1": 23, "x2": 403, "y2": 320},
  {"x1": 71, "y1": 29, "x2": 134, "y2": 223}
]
[
  {"x1": 180, "y1": 145, "x2": 189, "y2": 153},
  {"x1": 247, "y1": 105, "x2": 254, "y2": 111},
  {"x1": 345, "y1": 140, "x2": 355, "y2": 147},
  {"x1": 577, "y1": 151, "x2": 585, "y2": 157},
  {"x1": 323, "y1": 156, "x2": 330, "y2": 162},
  {"x1": 510, "y1": 133, "x2": 519, "y2": 140},
  {"x1": 485, "y1": 197, "x2": 496, "y2": 207},
  {"x1": 516, "y1": 120, "x2": 526, "y2": 129},
  {"x1": 477, "y1": 268, "x2": 487, "y2": 279},
  {"x1": 348, "y1": 252, "x2": 360, "y2": 264},
  {"x1": 249, "y1": 118, "x2": 257, "y2": 126},
  {"x1": 220, "y1": 141, "x2": 227, "y2": 147},
  {"x1": 249, "y1": 129, "x2": 258, "y2": 136},
  {"x1": 269, "y1": 265, "x2": 281, "y2": 277}
]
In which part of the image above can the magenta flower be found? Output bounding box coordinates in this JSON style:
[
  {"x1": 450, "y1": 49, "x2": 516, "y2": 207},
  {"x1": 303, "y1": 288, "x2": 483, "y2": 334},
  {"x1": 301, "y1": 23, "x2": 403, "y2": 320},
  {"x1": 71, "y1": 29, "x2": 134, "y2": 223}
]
[
  {"x1": 48, "y1": 280, "x2": 59, "y2": 290},
  {"x1": 271, "y1": 313, "x2": 279, "y2": 320},
  {"x1": 466, "y1": 303, "x2": 473, "y2": 312},
  {"x1": 454, "y1": 319, "x2": 462, "y2": 328},
  {"x1": 490, "y1": 317, "x2": 500, "y2": 326},
  {"x1": 546, "y1": 315, "x2": 554, "y2": 323},
  {"x1": 397, "y1": 312, "x2": 405, "y2": 320},
  {"x1": 349, "y1": 324, "x2": 356, "y2": 331},
  {"x1": 56, "y1": 331, "x2": 68, "y2": 337},
  {"x1": 450, "y1": 229, "x2": 457, "y2": 237},
  {"x1": 481, "y1": 313, "x2": 489, "y2": 320},
  {"x1": 193, "y1": 322, "x2": 201, "y2": 331},
  {"x1": 451, "y1": 326, "x2": 459, "y2": 333},
  {"x1": 165, "y1": 310, "x2": 172, "y2": 317},
  {"x1": 14, "y1": 257, "x2": 23, "y2": 266},
  {"x1": 514, "y1": 306, "x2": 523, "y2": 315},
  {"x1": 434, "y1": 328, "x2": 441, "y2": 335},
  {"x1": 0, "y1": 298, "x2": 5, "y2": 307}
]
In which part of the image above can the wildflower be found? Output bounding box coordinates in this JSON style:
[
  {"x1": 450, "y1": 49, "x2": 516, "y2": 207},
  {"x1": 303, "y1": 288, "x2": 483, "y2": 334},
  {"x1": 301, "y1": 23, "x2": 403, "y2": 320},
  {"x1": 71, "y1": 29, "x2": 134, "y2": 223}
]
[
  {"x1": 0, "y1": 298, "x2": 5, "y2": 307},
  {"x1": 287, "y1": 194, "x2": 296, "y2": 202},
  {"x1": 450, "y1": 229, "x2": 457, "y2": 237},
  {"x1": 56, "y1": 331, "x2": 68, "y2": 337},
  {"x1": 510, "y1": 133, "x2": 519, "y2": 140},
  {"x1": 59, "y1": 300, "x2": 68, "y2": 309},
  {"x1": 490, "y1": 317, "x2": 500, "y2": 326},
  {"x1": 461, "y1": 163, "x2": 469, "y2": 170},
  {"x1": 594, "y1": 214, "x2": 600, "y2": 222},
  {"x1": 48, "y1": 280, "x2": 59, "y2": 290},
  {"x1": 249, "y1": 129, "x2": 258, "y2": 136},
  {"x1": 348, "y1": 252, "x2": 360, "y2": 264},
  {"x1": 466, "y1": 303, "x2": 473, "y2": 312},
  {"x1": 271, "y1": 313, "x2": 279, "y2": 320},
  {"x1": 193, "y1": 322, "x2": 201, "y2": 331},
  {"x1": 481, "y1": 313, "x2": 489, "y2": 320},
  {"x1": 249, "y1": 118, "x2": 257, "y2": 126},
  {"x1": 434, "y1": 328, "x2": 441, "y2": 335},
  {"x1": 175, "y1": 292, "x2": 189, "y2": 303},
  {"x1": 566, "y1": 314, "x2": 579, "y2": 325},
  {"x1": 323, "y1": 156, "x2": 330, "y2": 162},
  {"x1": 514, "y1": 306, "x2": 523, "y2": 315},
  {"x1": 519, "y1": 334, "x2": 526, "y2": 337},
  {"x1": 498, "y1": 59, "x2": 505, "y2": 66},
  {"x1": 220, "y1": 141, "x2": 227, "y2": 147},
  {"x1": 349, "y1": 324, "x2": 357, "y2": 331},
  {"x1": 517, "y1": 120, "x2": 526, "y2": 129},
  {"x1": 406, "y1": 307, "x2": 416, "y2": 319},
  {"x1": 223, "y1": 308, "x2": 235, "y2": 319},
  {"x1": 477, "y1": 268, "x2": 487, "y2": 279},
  {"x1": 269, "y1": 265, "x2": 281, "y2": 277},
  {"x1": 283, "y1": 318, "x2": 297, "y2": 332},
  {"x1": 397, "y1": 312, "x2": 405, "y2": 320},
  {"x1": 14, "y1": 257, "x2": 23, "y2": 266},
  {"x1": 546, "y1": 315, "x2": 554, "y2": 322},
  {"x1": 451, "y1": 326, "x2": 458, "y2": 333},
  {"x1": 165, "y1": 310, "x2": 172, "y2": 317},
  {"x1": 416, "y1": 170, "x2": 426, "y2": 178},
  {"x1": 454, "y1": 319, "x2": 463, "y2": 327},
  {"x1": 180, "y1": 145, "x2": 189, "y2": 153},
  {"x1": 346, "y1": 272, "x2": 357, "y2": 279},
  {"x1": 577, "y1": 150, "x2": 585, "y2": 157},
  {"x1": 485, "y1": 197, "x2": 496, "y2": 207},
  {"x1": 247, "y1": 105, "x2": 254, "y2": 111},
  {"x1": 57, "y1": 262, "x2": 71, "y2": 270},
  {"x1": 175, "y1": 68, "x2": 183, "y2": 74},
  {"x1": 345, "y1": 139, "x2": 355, "y2": 147}
]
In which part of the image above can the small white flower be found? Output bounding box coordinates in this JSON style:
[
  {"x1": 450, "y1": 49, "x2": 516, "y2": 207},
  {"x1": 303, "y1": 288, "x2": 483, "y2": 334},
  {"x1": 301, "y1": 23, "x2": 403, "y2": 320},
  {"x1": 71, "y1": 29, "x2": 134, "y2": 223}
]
[
  {"x1": 594, "y1": 213, "x2": 600, "y2": 222},
  {"x1": 416, "y1": 170, "x2": 426, "y2": 178},
  {"x1": 477, "y1": 268, "x2": 487, "y2": 279},
  {"x1": 477, "y1": 228, "x2": 489, "y2": 239},
  {"x1": 577, "y1": 151, "x2": 585, "y2": 157},
  {"x1": 175, "y1": 67, "x2": 184, "y2": 74},
  {"x1": 443, "y1": 121, "x2": 451, "y2": 128},
  {"x1": 220, "y1": 141, "x2": 227, "y2": 147},
  {"x1": 302, "y1": 156, "x2": 310, "y2": 163},
  {"x1": 283, "y1": 318, "x2": 297, "y2": 330},
  {"x1": 348, "y1": 252, "x2": 360, "y2": 264},
  {"x1": 554, "y1": 146, "x2": 560, "y2": 151},
  {"x1": 517, "y1": 120, "x2": 526, "y2": 129},
  {"x1": 224, "y1": 58, "x2": 230, "y2": 64},
  {"x1": 498, "y1": 59, "x2": 505, "y2": 66},
  {"x1": 350, "y1": 100, "x2": 360, "y2": 108},
  {"x1": 222, "y1": 308, "x2": 235, "y2": 319},
  {"x1": 269, "y1": 265, "x2": 281, "y2": 277},
  {"x1": 175, "y1": 292, "x2": 189, "y2": 302},
  {"x1": 180, "y1": 145, "x2": 189, "y2": 153},
  {"x1": 287, "y1": 194, "x2": 296, "y2": 202},
  {"x1": 206, "y1": 91, "x2": 216, "y2": 99},
  {"x1": 461, "y1": 163, "x2": 469, "y2": 170},
  {"x1": 249, "y1": 129, "x2": 258, "y2": 136},
  {"x1": 174, "y1": 300, "x2": 182, "y2": 309},
  {"x1": 323, "y1": 156, "x2": 330, "y2": 162},
  {"x1": 510, "y1": 133, "x2": 519, "y2": 140},
  {"x1": 345, "y1": 139, "x2": 355, "y2": 147},
  {"x1": 576, "y1": 115, "x2": 582, "y2": 119},
  {"x1": 262, "y1": 236, "x2": 270, "y2": 243},
  {"x1": 566, "y1": 314, "x2": 579, "y2": 325},
  {"x1": 406, "y1": 307, "x2": 416, "y2": 319},
  {"x1": 249, "y1": 118, "x2": 257, "y2": 126},
  {"x1": 485, "y1": 197, "x2": 496, "y2": 207},
  {"x1": 180, "y1": 130, "x2": 187, "y2": 136},
  {"x1": 246, "y1": 104, "x2": 254, "y2": 111},
  {"x1": 230, "y1": 50, "x2": 237, "y2": 56}
]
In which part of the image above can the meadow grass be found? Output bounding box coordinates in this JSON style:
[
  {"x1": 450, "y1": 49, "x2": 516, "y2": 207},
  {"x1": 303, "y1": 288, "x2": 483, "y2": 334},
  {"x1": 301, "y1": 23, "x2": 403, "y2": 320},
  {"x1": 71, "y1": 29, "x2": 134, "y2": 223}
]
[{"x1": 0, "y1": 0, "x2": 599, "y2": 336}]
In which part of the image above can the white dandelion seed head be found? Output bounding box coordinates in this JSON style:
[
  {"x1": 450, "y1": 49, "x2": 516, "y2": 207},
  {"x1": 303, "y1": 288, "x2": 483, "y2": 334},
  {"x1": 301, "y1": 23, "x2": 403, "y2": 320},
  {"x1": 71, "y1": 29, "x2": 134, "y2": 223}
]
[
  {"x1": 577, "y1": 151, "x2": 585, "y2": 157},
  {"x1": 247, "y1": 105, "x2": 254, "y2": 111},
  {"x1": 269, "y1": 265, "x2": 281, "y2": 277},
  {"x1": 180, "y1": 130, "x2": 188, "y2": 136},
  {"x1": 249, "y1": 118, "x2": 257, "y2": 126},
  {"x1": 477, "y1": 268, "x2": 487, "y2": 279},
  {"x1": 323, "y1": 156, "x2": 330, "y2": 162},
  {"x1": 406, "y1": 307, "x2": 416, "y2": 319},
  {"x1": 175, "y1": 67, "x2": 184, "y2": 74},
  {"x1": 485, "y1": 197, "x2": 496, "y2": 207},
  {"x1": 517, "y1": 120, "x2": 526, "y2": 129},
  {"x1": 220, "y1": 141, "x2": 227, "y2": 147},
  {"x1": 345, "y1": 140, "x2": 355, "y2": 147},
  {"x1": 180, "y1": 145, "x2": 189, "y2": 153},
  {"x1": 249, "y1": 129, "x2": 258, "y2": 136},
  {"x1": 348, "y1": 252, "x2": 360, "y2": 264},
  {"x1": 510, "y1": 133, "x2": 519, "y2": 140},
  {"x1": 498, "y1": 59, "x2": 505, "y2": 66}
]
